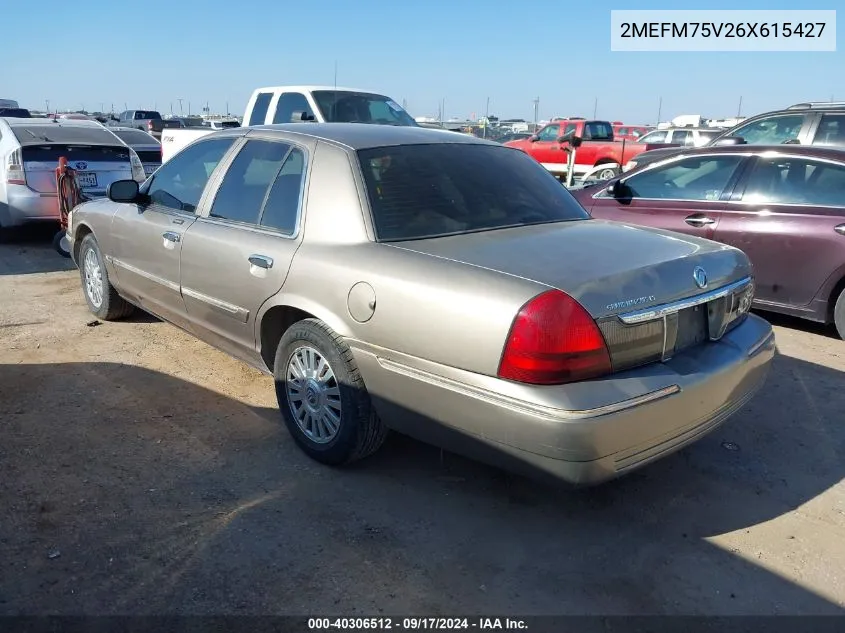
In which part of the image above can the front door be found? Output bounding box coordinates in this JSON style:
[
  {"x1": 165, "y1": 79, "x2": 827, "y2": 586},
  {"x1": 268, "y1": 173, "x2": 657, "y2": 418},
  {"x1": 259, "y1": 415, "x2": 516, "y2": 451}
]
[
  {"x1": 179, "y1": 137, "x2": 309, "y2": 364},
  {"x1": 588, "y1": 153, "x2": 749, "y2": 240},
  {"x1": 109, "y1": 136, "x2": 237, "y2": 325}
]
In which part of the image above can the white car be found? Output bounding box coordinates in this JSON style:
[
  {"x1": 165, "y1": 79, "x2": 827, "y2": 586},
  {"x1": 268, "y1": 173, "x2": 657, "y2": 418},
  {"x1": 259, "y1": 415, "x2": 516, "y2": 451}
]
[{"x1": 0, "y1": 117, "x2": 146, "y2": 228}]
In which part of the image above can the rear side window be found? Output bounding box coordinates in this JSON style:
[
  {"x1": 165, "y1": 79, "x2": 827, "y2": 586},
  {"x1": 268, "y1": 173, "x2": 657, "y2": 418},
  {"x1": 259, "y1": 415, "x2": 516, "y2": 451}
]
[
  {"x1": 209, "y1": 140, "x2": 291, "y2": 224},
  {"x1": 248, "y1": 93, "x2": 273, "y2": 126},
  {"x1": 741, "y1": 157, "x2": 845, "y2": 207},
  {"x1": 273, "y1": 93, "x2": 316, "y2": 124},
  {"x1": 260, "y1": 148, "x2": 306, "y2": 234},
  {"x1": 812, "y1": 114, "x2": 845, "y2": 147},
  {"x1": 584, "y1": 122, "x2": 613, "y2": 140},
  {"x1": 357, "y1": 143, "x2": 590, "y2": 242}
]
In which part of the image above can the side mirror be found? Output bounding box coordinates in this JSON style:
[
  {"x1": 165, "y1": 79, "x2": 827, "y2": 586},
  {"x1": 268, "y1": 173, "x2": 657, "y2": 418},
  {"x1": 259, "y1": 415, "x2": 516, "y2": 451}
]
[
  {"x1": 108, "y1": 179, "x2": 140, "y2": 203},
  {"x1": 712, "y1": 136, "x2": 747, "y2": 146},
  {"x1": 605, "y1": 180, "x2": 628, "y2": 198}
]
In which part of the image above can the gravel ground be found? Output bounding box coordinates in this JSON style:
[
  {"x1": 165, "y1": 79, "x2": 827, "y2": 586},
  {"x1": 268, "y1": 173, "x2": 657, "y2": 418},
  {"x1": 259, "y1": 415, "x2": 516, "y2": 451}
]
[{"x1": 1, "y1": 225, "x2": 844, "y2": 616}]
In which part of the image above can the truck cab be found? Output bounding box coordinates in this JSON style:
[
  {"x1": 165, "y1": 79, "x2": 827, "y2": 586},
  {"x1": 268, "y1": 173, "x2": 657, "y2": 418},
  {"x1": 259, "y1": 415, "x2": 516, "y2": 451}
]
[{"x1": 161, "y1": 85, "x2": 417, "y2": 163}]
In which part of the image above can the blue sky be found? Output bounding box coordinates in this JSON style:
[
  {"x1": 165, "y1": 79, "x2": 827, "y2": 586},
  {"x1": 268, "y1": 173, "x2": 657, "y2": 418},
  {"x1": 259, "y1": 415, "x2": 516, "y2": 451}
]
[{"x1": 1, "y1": 0, "x2": 841, "y2": 123}]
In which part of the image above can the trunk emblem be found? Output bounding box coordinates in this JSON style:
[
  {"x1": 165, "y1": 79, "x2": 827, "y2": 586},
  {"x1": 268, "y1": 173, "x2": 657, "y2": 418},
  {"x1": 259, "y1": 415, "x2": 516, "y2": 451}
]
[
  {"x1": 693, "y1": 266, "x2": 708, "y2": 289},
  {"x1": 75, "y1": 161, "x2": 88, "y2": 170}
]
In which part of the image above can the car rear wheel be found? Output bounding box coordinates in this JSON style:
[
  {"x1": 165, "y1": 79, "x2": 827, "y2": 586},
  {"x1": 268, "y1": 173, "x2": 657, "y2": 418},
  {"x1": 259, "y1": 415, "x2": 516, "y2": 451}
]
[
  {"x1": 273, "y1": 318, "x2": 387, "y2": 465},
  {"x1": 78, "y1": 234, "x2": 135, "y2": 321},
  {"x1": 595, "y1": 166, "x2": 619, "y2": 180},
  {"x1": 834, "y1": 289, "x2": 845, "y2": 340}
]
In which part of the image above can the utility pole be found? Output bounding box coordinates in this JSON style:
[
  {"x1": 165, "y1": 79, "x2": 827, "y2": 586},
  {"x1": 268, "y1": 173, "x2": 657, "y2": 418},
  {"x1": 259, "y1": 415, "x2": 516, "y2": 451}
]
[
  {"x1": 656, "y1": 96, "x2": 663, "y2": 126},
  {"x1": 402, "y1": 98, "x2": 407, "y2": 110},
  {"x1": 737, "y1": 96, "x2": 743, "y2": 117},
  {"x1": 483, "y1": 96, "x2": 490, "y2": 138},
  {"x1": 45, "y1": 99, "x2": 50, "y2": 113},
  {"x1": 441, "y1": 98, "x2": 446, "y2": 122},
  {"x1": 177, "y1": 98, "x2": 184, "y2": 115},
  {"x1": 593, "y1": 97, "x2": 598, "y2": 119},
  {"x1": 532, "y1": 97, "x2": 540, "y2": 131},
  {"x1": 188, "y1": 101, "x2": 191, "y2": 116}
]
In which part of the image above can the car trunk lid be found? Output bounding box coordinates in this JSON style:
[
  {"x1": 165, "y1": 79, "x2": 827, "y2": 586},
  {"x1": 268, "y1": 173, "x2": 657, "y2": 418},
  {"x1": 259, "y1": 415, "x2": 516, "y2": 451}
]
[{"x1": 397, "y1": 219, "x2": 754, "y2": 371}]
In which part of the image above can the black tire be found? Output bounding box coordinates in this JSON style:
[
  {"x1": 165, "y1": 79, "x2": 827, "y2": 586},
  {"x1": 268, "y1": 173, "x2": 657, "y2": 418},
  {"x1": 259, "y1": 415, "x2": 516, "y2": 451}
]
[
  {"x1": 834, "y1": 289, "x2": 845, "y2": 340},
  {"x1": 78, "y1": 234, "x2": 134, "y2": 321},
  {"x1": 273, "y1": 318, "x2": 387, "y2": 465},
  {"x1": 52, "y1": 230, "x2": 71, "y2": 258}
]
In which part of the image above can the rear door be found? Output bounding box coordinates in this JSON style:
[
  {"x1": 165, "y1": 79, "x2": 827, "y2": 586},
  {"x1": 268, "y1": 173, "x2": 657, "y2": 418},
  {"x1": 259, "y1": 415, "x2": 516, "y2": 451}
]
[
  {"x1": 715, "y1": 153, "x2": 845, "y2": 311},
  {"x1": 588, "y1": 153, "x2": 749, "y2": 240},
  {"x1": 810, "y1": 113, "x2": 845, "y2": 147},
  {"x1": 109, "y1": 136, "x2": 238, "y2": 326},
  {"x1": 22, "y1": 144, "x2": 133, "y2": 197},
  {"x1": 179, "y1": 136, "x2": 309, "y2": 363}
]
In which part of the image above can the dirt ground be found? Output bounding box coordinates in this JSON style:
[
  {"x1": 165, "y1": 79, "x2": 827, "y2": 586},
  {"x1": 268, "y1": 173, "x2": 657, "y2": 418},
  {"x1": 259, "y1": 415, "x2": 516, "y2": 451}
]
[{"x1": 1, "y1": 225, "x2": 844, "y2": 616}]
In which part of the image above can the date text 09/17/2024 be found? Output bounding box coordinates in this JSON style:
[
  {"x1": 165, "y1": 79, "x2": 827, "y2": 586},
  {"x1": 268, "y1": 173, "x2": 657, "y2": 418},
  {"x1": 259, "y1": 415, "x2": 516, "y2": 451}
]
[{"x1": 307, "y1": 617, "x2": 528, "y2": 630}]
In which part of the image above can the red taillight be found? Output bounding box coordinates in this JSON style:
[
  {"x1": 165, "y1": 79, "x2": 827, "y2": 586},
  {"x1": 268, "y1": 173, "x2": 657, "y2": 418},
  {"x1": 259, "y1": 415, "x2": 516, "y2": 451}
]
[
  {"x1": 6, "y1": 148, "x2": 25, "y2": 185},
  {"x1": 498, "y1": 290, "x2": 612, "y2": 385}
]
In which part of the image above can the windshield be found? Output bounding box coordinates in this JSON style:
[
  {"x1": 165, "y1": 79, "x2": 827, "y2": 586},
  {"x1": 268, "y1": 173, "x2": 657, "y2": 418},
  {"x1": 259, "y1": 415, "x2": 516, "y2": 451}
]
[
  {"x1": 358, "y1": 143, "x2": 590, "y2": 242},
  {"x1": 312, "y1": 91, "x2": 418, "y2": 126}
]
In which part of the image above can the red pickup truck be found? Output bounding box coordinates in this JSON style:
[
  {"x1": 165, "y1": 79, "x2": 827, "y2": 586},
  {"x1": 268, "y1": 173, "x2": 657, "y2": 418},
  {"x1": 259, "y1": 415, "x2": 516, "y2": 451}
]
[{"x1": 504, "y1": 119, "x2": 660, "y2": 181}]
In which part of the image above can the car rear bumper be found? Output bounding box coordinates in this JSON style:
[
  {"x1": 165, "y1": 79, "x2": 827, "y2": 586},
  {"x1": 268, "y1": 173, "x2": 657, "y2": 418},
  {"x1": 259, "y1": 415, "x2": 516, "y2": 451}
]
[
  {"x1": 351, "y1": 314, "x2": 775, "y2": 486},
  {"x1": 4, "y1": 189, "x2": 59, "y2": 226}
]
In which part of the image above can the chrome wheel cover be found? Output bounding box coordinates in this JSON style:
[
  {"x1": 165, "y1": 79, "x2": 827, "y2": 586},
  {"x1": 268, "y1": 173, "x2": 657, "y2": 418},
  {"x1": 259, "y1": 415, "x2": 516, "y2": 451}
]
[
  {"x1": 83, "y1": 248, "x2": 103, "y2": 308},
  {"x1": 286, "y1": 346, "x2": 342, "y2": 444}
]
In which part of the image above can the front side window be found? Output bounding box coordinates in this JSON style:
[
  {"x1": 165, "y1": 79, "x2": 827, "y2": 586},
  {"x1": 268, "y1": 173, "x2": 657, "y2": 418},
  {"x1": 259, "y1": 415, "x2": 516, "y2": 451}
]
[
  {"x1": 248, "y1": 92, "x2": 273, "y2": 126},
  {"x1": 639, "y1": 130, "x2": 668, "y2": 144},
  {"x1": 812, "y1": 114, "x2": 845, "y2": 147},
  {"x1": 358, "y1": 143, "x2": 590, "y2": 242},
  {"x1": 621, "y1": 155, "x2": 745, "y2": 201},
  {"x1": 209, "y1": 139, "x2": 292, "y2": 224},
  {"x1": 741, "y1": 156, "x2": 845, "y2": 207},
  {"x1": 727, "y1": 114, "x2": 804, "y2": 144},
  {"x1": 535, "y1": 125, "x2": 560, "y2": 141},
  {"x1": 311, "y1": 91, "x2": 417, "y2": 126},
  {"x1": 272, "y1": 93, "x2": 315, "y2": 124},
  {"x1": 146, "y1": 138, "x2": 235, "y2": 212}
]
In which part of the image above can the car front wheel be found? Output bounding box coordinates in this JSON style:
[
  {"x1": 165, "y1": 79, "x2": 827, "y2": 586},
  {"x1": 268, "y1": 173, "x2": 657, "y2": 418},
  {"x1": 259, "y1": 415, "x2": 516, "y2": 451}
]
[
  {"x1": 273, "y1": 318, "x2": 387, "y2": 465},
  {"x1": 78, "y1": 234, "x2": 134, "y2": 321}
]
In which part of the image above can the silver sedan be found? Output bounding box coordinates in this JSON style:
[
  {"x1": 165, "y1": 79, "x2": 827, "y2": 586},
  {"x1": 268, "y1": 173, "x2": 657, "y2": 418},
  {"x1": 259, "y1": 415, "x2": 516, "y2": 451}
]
[{"x1": 66, "y1": 123, "x2": 775, "y2": 486}]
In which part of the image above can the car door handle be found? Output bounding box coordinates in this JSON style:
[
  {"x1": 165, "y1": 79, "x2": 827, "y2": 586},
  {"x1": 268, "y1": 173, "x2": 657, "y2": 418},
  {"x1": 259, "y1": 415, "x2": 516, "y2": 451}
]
[
  {"x1": 685, "y1": 216, "x2": 716, "y2": 227},
  {"x1": 248, "y1": 255, "x2": 274, "y2": 269},
  {"x1": 162, "y1": 231, "x2": 181, "y2": 243}
]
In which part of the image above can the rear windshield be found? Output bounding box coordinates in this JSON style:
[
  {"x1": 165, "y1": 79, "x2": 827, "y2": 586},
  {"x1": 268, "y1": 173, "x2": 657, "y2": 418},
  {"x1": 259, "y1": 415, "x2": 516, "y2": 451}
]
[
  {"x1": 134, "y1": 111, "x2": 161, "y2": 120},
  {"x1": 0, "y1": 108, "x2": 31, "y2": 118},
  {"x1": 358, "y1": 143, "x2": 590, "y2": 242},
  {"x1": 113, "y1": 129, "x2": 159, "y2": 145},
  {"x1": 312, "y1": 91, "x2": 418, "y2": 126},
  {"x1": 219, "y1": 120, "x2": 240, "y2": 128},
  {"x1": 22, "y1": 145, "x2": 131, "y2": 163}
]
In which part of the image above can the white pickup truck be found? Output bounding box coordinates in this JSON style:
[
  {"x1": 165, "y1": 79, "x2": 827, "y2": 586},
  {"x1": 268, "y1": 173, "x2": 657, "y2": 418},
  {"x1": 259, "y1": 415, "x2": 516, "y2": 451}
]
[{"x1": 160, "y1": 85, "x2": 418, "y2": 163}]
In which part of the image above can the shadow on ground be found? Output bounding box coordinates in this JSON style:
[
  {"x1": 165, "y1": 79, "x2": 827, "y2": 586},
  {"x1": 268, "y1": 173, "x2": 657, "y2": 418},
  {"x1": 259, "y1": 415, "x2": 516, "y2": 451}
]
[
  {"x1": 0, "y1": 224, "x2": 74, "y2": 276},
  {"x1": 0, "y1": 353, "x2": 842, "y2": 616}
]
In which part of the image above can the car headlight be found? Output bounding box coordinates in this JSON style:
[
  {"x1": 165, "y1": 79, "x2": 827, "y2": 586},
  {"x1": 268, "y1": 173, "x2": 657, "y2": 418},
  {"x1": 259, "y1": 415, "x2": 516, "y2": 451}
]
[{"x1": 129, "y1": 149, "x2": 146, "y2": 183}]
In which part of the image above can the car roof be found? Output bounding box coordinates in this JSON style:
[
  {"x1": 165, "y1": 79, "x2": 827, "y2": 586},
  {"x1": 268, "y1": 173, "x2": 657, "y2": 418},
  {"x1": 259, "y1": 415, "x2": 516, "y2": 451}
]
[
  {"x1": 252, "y1": 85, "x2": 380, "y2": 94},
  {"x1": 235, "y1": 122, "x2": 500, "y2": 150},
  {"x1": 649, "y1": 144, "x2": 845, "y2": 161}
]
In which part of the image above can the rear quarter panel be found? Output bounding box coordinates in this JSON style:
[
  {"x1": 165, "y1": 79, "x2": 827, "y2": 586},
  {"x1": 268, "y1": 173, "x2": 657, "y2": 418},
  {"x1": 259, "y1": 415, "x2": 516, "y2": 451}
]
[{"x1": 71, "y1": 199, "x2": 120, "y2": 263}]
